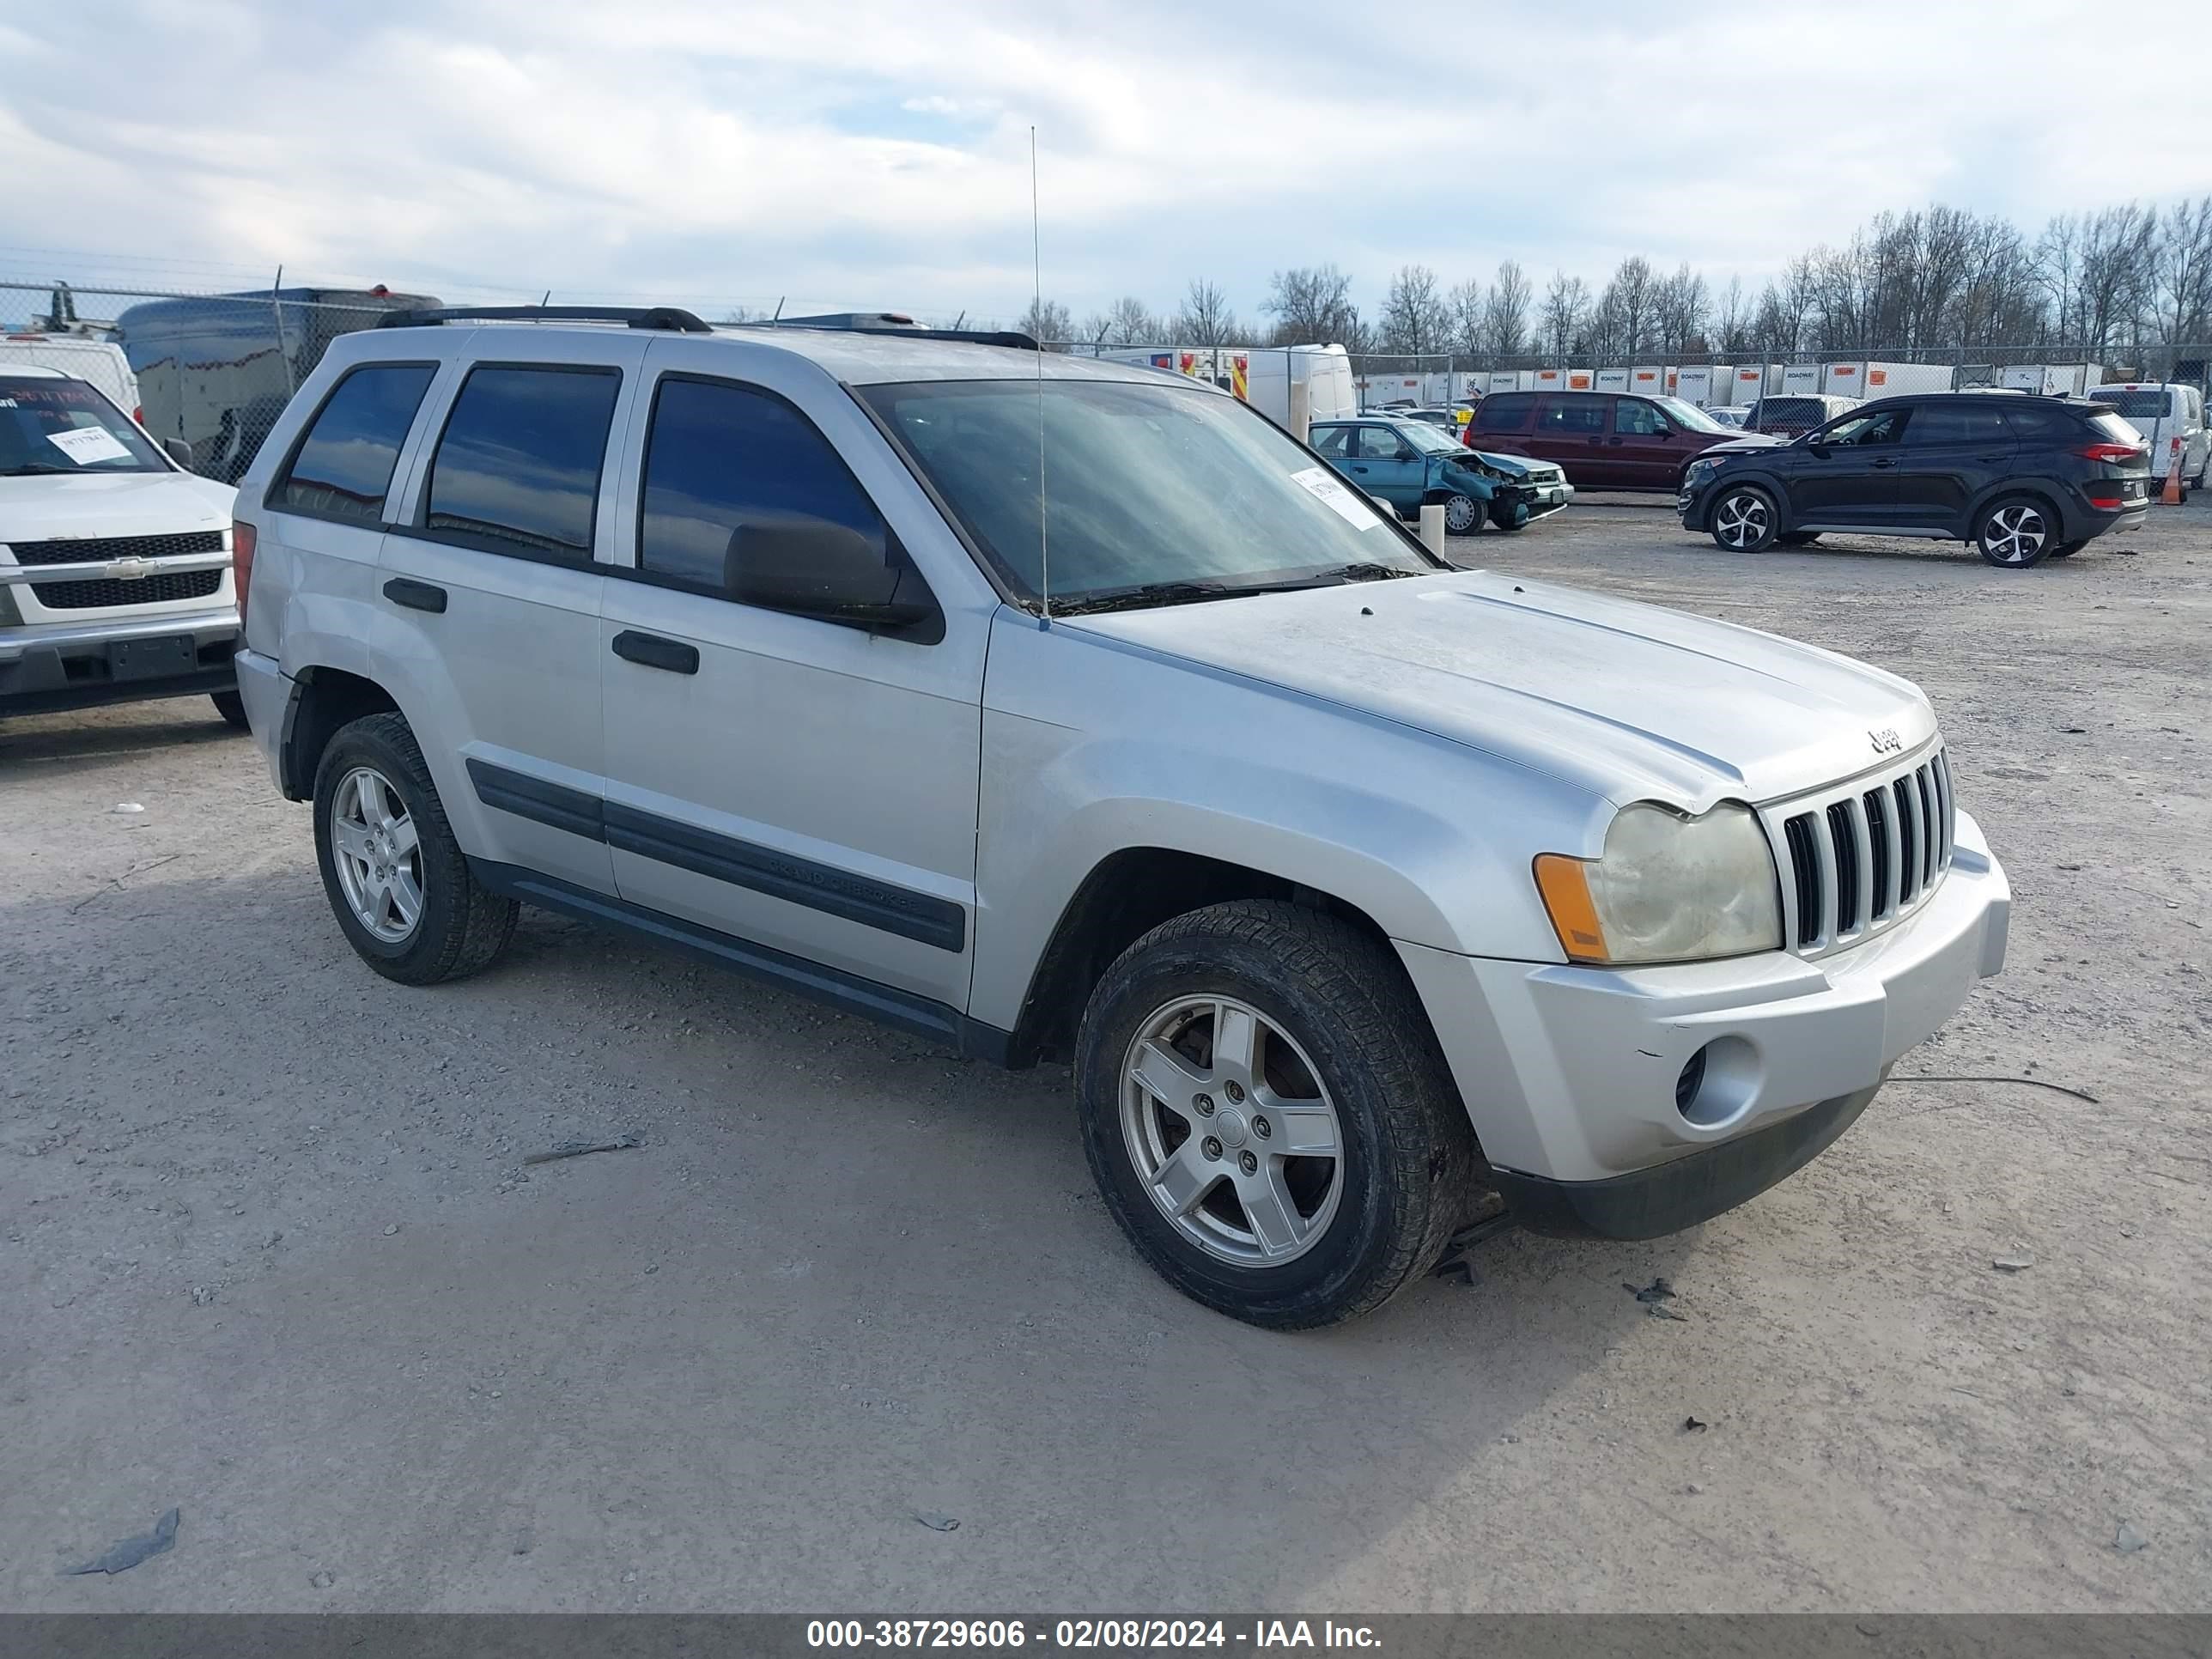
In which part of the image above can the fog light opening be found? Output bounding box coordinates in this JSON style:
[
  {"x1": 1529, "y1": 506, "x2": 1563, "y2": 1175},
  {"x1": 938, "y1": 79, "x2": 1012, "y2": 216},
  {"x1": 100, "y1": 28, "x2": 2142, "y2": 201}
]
[{"x1": 1675, "y1": 1036, "x2": 1759, "y2": 1128}]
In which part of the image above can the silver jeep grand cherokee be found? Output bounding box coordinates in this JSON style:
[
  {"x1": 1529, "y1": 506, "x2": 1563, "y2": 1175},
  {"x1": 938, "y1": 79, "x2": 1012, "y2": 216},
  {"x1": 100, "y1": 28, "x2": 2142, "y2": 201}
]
[{"x1": 229, "y1": 307, "x2": 2009, "y2": 1328}]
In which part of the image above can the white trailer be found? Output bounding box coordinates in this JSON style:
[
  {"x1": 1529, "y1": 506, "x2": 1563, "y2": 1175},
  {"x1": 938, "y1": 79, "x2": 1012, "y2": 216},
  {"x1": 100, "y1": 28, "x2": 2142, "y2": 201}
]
[
  {"x1": 1860, "y1": 362, "x2": 1955, "y2": 397},
  {"x1": 1821, "y1": 362, "x2": 1869, "y2": 398},
  {"x1": 1486, "y1": 370, "x2": 1527, "y2": 395},
  {"x1": 1595, "y1": 367, "x2": 1630, "y2": 392},
  {"x1": 1674, "y1": 365, "x2": 1729, "y2": 406},
  {"x1": 1726, "y1": 365, "x2": 1773, "y2": 404},
  {"x1": 1097, "y1": 343, "x2": 1358, "y2": 425},
  {"x1": 1781, "y1": 364, "x2": 1822, "y2": 395},
  {"x1": 1628, "y1": 365, "x2": 1666, "y2": 399}
]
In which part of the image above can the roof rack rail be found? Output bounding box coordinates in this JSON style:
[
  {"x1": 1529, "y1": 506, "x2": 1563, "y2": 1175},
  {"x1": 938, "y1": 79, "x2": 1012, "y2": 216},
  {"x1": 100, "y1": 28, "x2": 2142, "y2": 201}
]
[
  {"x1": 765, "y1": 312, "x2": 1039, "y2": 351},
  {"x1": 376, "y1": 305, "x2": 713, "y2": 333}
]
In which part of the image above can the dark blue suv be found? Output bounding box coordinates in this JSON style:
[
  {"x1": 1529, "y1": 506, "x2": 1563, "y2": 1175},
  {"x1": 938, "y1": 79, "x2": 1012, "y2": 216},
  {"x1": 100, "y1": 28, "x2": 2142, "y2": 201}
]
[{"x1": 1677, "y1": 393, "x2": 2153, "y2": 568}]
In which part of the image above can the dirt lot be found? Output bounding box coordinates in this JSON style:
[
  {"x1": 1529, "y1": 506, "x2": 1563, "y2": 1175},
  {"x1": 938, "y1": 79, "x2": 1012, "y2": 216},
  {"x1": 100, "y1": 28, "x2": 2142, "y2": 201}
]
[{"x1": 4, "y1": 501, "x2": 2208, "y2": 1613}]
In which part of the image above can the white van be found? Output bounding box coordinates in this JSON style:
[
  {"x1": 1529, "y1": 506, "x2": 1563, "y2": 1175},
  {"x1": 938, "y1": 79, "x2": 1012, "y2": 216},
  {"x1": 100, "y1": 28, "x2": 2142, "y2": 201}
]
[
  {"x1": 2087, "y1": 383, "x2": 2207, "y2": 494},
  {"x1": 0, "y1": 334, "x2": 143, "y2": 424}
]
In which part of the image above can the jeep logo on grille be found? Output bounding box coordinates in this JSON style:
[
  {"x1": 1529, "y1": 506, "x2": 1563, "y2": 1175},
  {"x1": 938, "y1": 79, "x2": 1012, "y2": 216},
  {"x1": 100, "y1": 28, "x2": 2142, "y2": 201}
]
[{"x1": 1869, "y1": 727, "x2": 1903, "y2": 755}]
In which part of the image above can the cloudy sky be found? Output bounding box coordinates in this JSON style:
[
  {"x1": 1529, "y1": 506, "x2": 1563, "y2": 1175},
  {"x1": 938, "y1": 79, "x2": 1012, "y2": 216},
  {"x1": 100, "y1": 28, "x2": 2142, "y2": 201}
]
[{"x1": 4, "y1": 0, "x2": 2210, "y2": 326}]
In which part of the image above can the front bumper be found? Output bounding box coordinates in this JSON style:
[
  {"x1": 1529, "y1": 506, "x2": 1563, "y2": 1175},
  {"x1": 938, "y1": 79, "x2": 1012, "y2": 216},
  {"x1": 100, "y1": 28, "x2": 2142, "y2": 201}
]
[
  {"x1": 1397, "y1": 810, "x2": 2009, "y2": 1237},
  {"x1": 0, "y1": 608, "x2": 239, "y2": 716},
  {"x1": 1676, "y1": 478, "x2": 1719, "y2": 529}
]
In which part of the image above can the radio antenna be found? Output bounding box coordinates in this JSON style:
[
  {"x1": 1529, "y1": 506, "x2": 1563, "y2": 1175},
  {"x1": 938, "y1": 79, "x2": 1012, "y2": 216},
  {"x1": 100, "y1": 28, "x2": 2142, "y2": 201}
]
[{"x1": 1030, "y1": 125, "x2": 1050, "y2": 624}]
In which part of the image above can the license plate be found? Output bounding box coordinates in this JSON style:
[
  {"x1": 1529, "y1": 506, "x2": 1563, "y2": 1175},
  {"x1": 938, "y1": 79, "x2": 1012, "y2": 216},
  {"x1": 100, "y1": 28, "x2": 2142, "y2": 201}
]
[
  {"x1": 110, "y1": 635, "x2": 197, "y2": 682},
  {"x1": 1549, "y1": 488, "x2": 1565, "y2": 505}
]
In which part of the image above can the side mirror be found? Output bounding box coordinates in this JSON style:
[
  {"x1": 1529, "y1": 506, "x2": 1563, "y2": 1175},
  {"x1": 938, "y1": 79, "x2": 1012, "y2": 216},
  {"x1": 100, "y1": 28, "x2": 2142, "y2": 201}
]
[
  {"x1": 161, "y1": 438, "x2": 195, "y2": 467},
  {"x1": 724, "y1": 520, "x2": 941, "y2": 641},
  {"x1": 1806, "y1": 441, "x2": 1832, "y2": 458}
]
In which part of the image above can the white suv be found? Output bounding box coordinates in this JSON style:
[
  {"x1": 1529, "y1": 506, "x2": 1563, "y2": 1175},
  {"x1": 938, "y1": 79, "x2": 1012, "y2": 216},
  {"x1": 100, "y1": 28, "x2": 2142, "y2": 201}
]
[
  {"x1": 231, "y1": 307, "x2": 2010, "y2": 1328},
  {"x1": 2, "y1": 365, "x2": 242, "y2": 724}
]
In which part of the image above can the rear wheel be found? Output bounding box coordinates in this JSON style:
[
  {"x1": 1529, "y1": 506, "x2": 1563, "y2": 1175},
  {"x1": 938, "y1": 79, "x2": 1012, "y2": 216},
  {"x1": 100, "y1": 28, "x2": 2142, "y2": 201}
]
[
  {"x1": 313, "y1": 712, "x2": 518, "y2": 985},
  {"x1": 210, "y1": 690, "x2": 249, "y2": 729},
  {"x1": 1076, "y1": 900, "x2": 1480, "y2": 1328},
  {"x1": 1974, "y1": 496, "x2": 2056, "y2": 568},
  {"x1": 1710, "y1": 485, "x2": 1778, "y2": 551}
]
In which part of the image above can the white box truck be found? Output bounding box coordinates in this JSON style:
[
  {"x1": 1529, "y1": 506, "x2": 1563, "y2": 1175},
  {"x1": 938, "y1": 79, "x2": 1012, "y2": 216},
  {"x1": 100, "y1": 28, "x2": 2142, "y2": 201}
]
[
  {"x1": 1822, "y1": 362, "x2": 1868, "y2": 398},
  {"x1": 1781, "y1": 364, "x2": 1822, "y2": 395},
  {"x1": 1098, "y1": 343, "x2": 1358, "y2": 425},
  {"x1": 1595, "y1": 367, "x2": 1630, "y2": 392},
  {"x1": 1861, "y1": 362, "x2": 1954, "y2": 397}
]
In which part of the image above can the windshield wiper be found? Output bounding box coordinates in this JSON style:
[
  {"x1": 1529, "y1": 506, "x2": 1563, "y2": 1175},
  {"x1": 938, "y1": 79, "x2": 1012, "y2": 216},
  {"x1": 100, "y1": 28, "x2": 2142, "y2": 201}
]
[
  {"x1": 1050, "y1": 574, "x2": 1369, "y2": 617},
  {"x1": 1329, "y1": 562, "x2": 1421, "y2": 582},
  {"x1": 1, "y1": 463, "x2": 87, "y2": 477}
]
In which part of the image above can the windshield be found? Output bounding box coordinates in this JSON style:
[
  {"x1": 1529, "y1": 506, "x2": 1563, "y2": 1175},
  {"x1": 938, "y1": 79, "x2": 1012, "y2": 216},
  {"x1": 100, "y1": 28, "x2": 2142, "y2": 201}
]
[
  {"x1": 1651, "y1": 395, "x2": 1734, "y2": 434},
  {"x1": 2089, "y1": 388, "x2": 2170, "y2": 422},
  {"x1": 1395, "y1": 420, "x2": 1468, "y2": 455},
  {"x1": 861, "y1": 378, "x2": 1439, "y2": 607},
  {"x1": 0, "y1": 374, "x2": 167, "y2": 476}
]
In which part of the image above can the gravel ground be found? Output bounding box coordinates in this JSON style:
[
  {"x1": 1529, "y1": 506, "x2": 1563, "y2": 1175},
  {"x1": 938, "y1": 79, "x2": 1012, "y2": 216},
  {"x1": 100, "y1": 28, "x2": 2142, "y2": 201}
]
[{"x1": 3, "y1": 500, "x2": 2208, "y2": 1613}]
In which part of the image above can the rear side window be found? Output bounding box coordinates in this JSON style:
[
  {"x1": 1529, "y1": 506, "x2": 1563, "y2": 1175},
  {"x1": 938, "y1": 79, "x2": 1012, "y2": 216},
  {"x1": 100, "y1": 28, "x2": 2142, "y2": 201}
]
[
  {"x1": 270, "y1": 364, "x2": 436, "y2": 523},
  {"x1": 1310, "y1": 425, "x2": 1352, "y2": 458},
  {"x1": 637, "y1": 376, "x2": 887, "y2": 593},
  {"x1": 1905, "y1": 404, "x2": 2013, "y2": 445},
  {"x1": 1472, "y1": 393, "x2": 1534, "y2": 431},
  {"x1": 1538, "y1": 398, "x2": 1607, "y2": 434},
  {"x1": 426, "y1": 366, "x2": 621, "y2": 558}
]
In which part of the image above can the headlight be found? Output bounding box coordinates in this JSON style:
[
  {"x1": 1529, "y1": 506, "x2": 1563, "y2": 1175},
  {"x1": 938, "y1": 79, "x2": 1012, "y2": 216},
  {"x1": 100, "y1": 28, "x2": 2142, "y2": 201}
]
[
  {"x1": 1683, "y1": 457, "x2": 1723, "y2": 487},
  {"x1": 1534, "y1": 802, "x2": 1783, "y2": 964}
]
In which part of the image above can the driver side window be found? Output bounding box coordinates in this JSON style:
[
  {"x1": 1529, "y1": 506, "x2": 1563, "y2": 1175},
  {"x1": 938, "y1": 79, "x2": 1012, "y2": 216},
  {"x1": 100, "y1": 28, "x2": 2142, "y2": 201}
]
[
  {"x1": 1820, "y1": 409, "x2": 1910, "y2": 447},
  {"x1": 1354, "y1": 427, "x2": 1408, "y2": 460},
  {"x1": 1614, "y1": 400, "x2": 1668, "y2": 436}
]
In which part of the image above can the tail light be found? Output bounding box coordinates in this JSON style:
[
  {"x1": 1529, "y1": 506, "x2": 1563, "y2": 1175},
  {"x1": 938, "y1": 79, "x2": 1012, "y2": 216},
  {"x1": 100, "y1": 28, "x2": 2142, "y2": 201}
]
[
  {"x1": 134, "y1": 405, "x2": 145, "y2": 425},
  {"x1": 2081, "y1": 441, "x2": 2145, "y2": 465},
  {"x1": 232, "y1": 520, "x2": 257, "y2": 628}
]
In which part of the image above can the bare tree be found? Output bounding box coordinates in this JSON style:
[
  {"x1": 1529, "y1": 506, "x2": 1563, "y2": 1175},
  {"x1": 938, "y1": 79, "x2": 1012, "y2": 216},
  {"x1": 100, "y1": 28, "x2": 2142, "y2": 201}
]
[
  {"x1": 1263, "y1": 264, "x2": 1358, "y2": 345},
  {"x1": 2075, "y1": 203, "x2": 2159, "y2": 357},
  {"x1": 1481, "y1": 259, "x2": 1532, "y2": 358},
  {"x1": 1018, "y1": 296, "x2": 1073, "y2": 348},
  {"x1": 1447, "y1": 276, "x2": 1486, "y2": 355},
  {"x1": 1540, "y1": 270, "x2": 1587, "y2": 361},
  {"x1": 1713, "y1": 276, "x2": 1747, "y2": 355},
  {"x1": 1380, "y1": 264, "x2": 1450, "y2": 356},
  {"x1": 1106, "y1": 295, "x2": 1158, "y2": 345},
  {"x1": 1599, "y1": 256, "x2": 1656, "y2": 357},
  {"x1": 1653, "y1": 262, "x2": 1708, "y2": 354},
  {"x1": 2152, "y1": 195, "x2": 2212, "y2": 345},
  {"x1": 1174, "y1": 279, "x2": 1241, "y2": 348}
]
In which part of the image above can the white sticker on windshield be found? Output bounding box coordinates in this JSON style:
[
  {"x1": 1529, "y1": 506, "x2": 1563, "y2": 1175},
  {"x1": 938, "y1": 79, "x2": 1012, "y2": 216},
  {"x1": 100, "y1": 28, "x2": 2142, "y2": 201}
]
[
  {"x1": 1290, "y1": 465, "x2": 1382, "y2": 531},
  {"x1": 47, "y1": 426, "x2": 134, "y2": 466}
]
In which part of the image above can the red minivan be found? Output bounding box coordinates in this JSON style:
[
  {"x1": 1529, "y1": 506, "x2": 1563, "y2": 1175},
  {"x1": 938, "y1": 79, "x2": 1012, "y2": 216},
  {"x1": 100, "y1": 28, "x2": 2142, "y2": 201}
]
[{"x1": 1464, "y1": 390, "x2": 1772, "y2": 489}]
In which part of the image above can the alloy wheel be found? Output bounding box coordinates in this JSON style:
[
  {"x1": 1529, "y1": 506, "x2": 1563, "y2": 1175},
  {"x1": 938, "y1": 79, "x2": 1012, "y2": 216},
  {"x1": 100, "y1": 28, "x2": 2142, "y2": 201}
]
[
  {"x1": 1714, "y1": 491, "x2": 1770, "y2": 549},
  {"x1": 331, "y1": 765, "x2": 423, "y2": 943},
  {"x1": 1120, "y1": 994, "x2": 1344, "y2": 1267},
  {"x1": 1982, "y1": 504, "x2": 2047, "y2": 565}
]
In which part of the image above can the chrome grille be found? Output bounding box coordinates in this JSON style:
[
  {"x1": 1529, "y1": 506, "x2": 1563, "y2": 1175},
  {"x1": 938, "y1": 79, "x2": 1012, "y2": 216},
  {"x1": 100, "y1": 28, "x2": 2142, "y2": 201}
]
[{"x1": 1769, "y1": 748, "x2": 1954, "y2": 955}]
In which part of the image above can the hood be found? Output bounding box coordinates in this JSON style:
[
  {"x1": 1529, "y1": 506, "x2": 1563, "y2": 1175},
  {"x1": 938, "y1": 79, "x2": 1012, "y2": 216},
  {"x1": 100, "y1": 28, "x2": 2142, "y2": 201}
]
[
  {"x1": 0, "y1": 469, "x2": 235, "y2": 545},
  {"x1": 1697, "y1": 433, "x2": 1787, "y2": 457},
  {"x1": 1062, "y1": 570, "x2": 1936, "y2": 808},
  {"x1": 1454, "y1": 448, "x2": 1554, "y2": 477}
]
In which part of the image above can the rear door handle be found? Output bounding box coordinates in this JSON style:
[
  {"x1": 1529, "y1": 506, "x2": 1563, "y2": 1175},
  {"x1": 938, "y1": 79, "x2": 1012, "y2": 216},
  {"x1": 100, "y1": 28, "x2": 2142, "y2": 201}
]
[
  {"x1": 383, "y1": 577, "x2": 447, "y2": 613},
  {"x1": 611, "y1": 630, "x2": 699, "y2": 675}
]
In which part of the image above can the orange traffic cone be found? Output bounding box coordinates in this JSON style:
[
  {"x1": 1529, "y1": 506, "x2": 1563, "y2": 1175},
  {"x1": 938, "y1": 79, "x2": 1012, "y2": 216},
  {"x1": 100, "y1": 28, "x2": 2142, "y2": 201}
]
[{"x1": 2160, "y1": 438, "x2": 2185, "y2": 506}]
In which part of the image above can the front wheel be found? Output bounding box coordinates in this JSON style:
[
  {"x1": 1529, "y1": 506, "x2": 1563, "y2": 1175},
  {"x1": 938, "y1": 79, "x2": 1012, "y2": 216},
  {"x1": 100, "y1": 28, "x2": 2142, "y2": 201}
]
[
  {"x1": 1441, "y1": 492, "x2": 1482, "y2": 536},
  {"x1": 1710, "y1": 485, "x2": 1778, "y2": 551},
  {"x1": 1076, "y1": 900, "x2": 1480, "y2": 1329},
  {"x1": 1974, "y1": 496, "x2": 2056, "y2": 568}
]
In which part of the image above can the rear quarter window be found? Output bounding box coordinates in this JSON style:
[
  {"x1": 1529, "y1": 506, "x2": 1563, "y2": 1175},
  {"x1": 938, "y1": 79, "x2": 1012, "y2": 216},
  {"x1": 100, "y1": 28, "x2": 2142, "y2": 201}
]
[
  {"x1": 269, "y1": 363, "x2": 437, "y2": 524},
  {"x1": 2084, "y1": 411, "x2": 2146, "y2": 446}
]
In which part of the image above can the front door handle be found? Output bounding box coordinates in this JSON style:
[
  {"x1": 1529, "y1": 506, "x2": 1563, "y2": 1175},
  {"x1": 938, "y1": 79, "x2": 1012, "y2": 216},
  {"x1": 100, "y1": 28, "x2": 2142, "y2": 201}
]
[
  {"x1": 1587, "y1": 436, "x2": 1604, "y2": 446},
  {"x1": 1870, "y1": 458, "x2": 1898, "y2": 469},
  {"x1": 612, "y1": 630, "x2": 700, "y2": 675},
  {"x1": 383, "y1": 577, "x2": 447, "y2": 614}
]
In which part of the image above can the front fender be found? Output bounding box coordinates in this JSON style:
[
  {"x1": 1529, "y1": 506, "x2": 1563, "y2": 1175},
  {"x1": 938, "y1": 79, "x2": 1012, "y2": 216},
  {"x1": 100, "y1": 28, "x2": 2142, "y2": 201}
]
[{"x1": 966, "y1": 611, "x2": 1599, "y2": 1030}]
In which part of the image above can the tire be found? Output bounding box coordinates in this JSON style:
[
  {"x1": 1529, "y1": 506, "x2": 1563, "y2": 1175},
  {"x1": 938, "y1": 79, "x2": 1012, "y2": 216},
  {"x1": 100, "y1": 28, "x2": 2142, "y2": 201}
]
[
  {"x1": 1440, "y1": 492, "x2": 1481, "y2": 537},
  {"x1": 210, "y1": 689, "x2": 249, "y2": 729},
  {"x1": 1973, "y1": 495, "x2": 2057, "y2": 568},
  {"x1": 1776, "y1": 531, "x2": 1821, "y2": 547},
  {"x1": 1075, "y1": 899, "x2": 1480, "y2": 1329},
  {"x1": 1488, "y1": 499, "x2": 1529, "y2": 532},
  {"x1": 312, "y1": 711, "x2": 518, "y2": 986},
  {"x1": 2047, "y1": 538, "x2": 2087, "y2": 559},
  {"x1": 1709, "y1": 484, "x2": 1778, "y2": 551}
]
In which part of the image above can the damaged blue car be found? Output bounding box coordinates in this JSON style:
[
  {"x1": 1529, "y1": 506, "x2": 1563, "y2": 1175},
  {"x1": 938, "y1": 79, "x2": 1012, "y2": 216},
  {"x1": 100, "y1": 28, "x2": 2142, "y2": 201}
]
[{"x1": 1310, "y1": 414, "x2": 1574, "y2": 535}]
